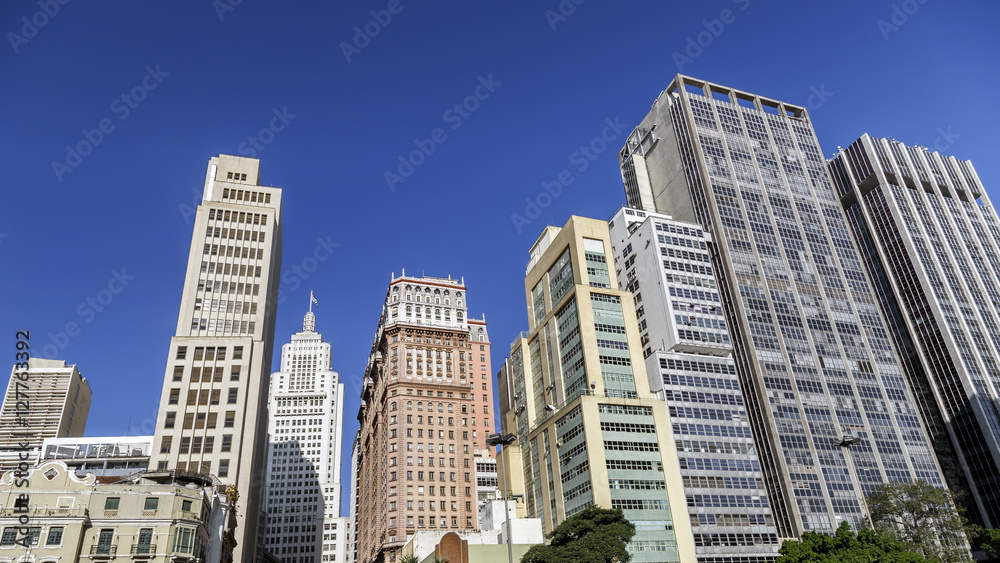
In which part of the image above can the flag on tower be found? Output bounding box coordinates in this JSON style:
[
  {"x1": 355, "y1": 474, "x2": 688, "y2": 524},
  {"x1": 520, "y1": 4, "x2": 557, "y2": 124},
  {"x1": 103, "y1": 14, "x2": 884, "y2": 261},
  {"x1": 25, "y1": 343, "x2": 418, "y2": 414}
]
[{"x1": 311, "y1": 291, "x2": 319, "y2": 306}]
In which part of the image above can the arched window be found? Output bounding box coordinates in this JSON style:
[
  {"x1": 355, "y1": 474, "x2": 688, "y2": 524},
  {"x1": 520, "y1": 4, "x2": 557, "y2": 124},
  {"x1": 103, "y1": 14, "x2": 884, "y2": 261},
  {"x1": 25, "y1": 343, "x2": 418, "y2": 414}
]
[
  {"x1": 407, "y1": 401, "x2": 412, "y2": 410},
  {"x1": 478, "y1": 328, "x2": 485, "y2": 342},
  {"x1": 417, "y1": 402, "x2": 423, "y2": 411},
  {"x1": 390, "y1": 402, "x2": 397, "y2": 411}
]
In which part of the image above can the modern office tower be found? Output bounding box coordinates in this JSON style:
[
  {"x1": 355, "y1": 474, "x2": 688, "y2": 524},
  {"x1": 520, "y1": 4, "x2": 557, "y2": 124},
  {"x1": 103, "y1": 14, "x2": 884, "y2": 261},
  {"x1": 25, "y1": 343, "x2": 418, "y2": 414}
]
[
  {"x1": 609, "y1": 207, "x2": 779, "y2": 562},
  {"x1": 829, "y1": 136, "x2": 1000, "y2": 527},
  {"x1": 617, "y1": 75, "x2": 945, "y2": 536},
  {"x1": 148, "y1": 154, "x2": 282, "y2": 563},
  {"x1": 497, "y1": 216, "x2": 696, "y2": 563},
  {"x1": 263, "y1": 308, "x2": 348, "y2": 562},
  {"x1": 354, "y1": 274, "x2": 495, "y2": 563},
  {"x1": 0, "y1": 359, "x2": 92, "y2": 470}
]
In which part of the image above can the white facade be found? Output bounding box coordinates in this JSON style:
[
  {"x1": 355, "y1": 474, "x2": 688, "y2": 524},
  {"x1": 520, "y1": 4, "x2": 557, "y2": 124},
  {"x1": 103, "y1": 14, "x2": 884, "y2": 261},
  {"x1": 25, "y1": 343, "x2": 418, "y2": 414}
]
[{"x1": 263, "y1": 310, "x2": 347, "y2": 563}]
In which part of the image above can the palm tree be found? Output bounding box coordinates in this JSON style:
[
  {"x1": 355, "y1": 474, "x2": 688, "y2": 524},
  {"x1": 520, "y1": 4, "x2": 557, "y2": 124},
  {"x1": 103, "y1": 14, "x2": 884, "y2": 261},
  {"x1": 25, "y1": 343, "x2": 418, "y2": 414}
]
[{"x1": 400, "y1": 555, "x2": 420, "y2": 563}]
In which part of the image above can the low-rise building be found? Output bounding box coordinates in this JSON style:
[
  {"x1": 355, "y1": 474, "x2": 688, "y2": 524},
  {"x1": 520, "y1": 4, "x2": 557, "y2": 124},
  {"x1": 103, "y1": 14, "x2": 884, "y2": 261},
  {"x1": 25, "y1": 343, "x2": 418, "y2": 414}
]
[{"x1": 0, "y1": 460, "x2": 234, "y2": 562}]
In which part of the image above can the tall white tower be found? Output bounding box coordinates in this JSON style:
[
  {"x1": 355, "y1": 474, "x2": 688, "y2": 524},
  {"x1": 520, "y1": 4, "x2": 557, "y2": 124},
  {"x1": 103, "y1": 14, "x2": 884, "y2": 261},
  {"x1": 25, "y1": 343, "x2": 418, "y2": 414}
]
[{"x1": 263, "y1": 304, "x2": 348, "y2": 563}]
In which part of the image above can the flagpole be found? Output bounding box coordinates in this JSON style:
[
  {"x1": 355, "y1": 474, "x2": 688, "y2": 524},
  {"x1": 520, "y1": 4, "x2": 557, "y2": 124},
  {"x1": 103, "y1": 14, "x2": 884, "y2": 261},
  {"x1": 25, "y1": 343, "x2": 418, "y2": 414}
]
[{"x1": 309, "y1": 290, "x2": 313, "y2": 313}]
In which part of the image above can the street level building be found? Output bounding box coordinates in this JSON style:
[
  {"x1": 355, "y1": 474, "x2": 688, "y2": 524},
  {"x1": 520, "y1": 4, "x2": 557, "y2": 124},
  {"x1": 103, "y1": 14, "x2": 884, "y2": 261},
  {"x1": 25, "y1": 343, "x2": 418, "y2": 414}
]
[
  {"x1": 609, "y1": 207, "x2": 780, "y2": 562},
  {"x1": 830, "y1": 136, "x2": 1000, "y2": 527},
  {"x1": 354, "y1": 274, "x2": 495, "y2": 563},
  {"x1": 618, "y1": 76, "x2": 945, "y2": 536},
  {"x1": 263, "y1": 308, "x2": 348, "y2": 563},
  {"x1": 498, "y1": 216, "x2": 696, "y2": 563},
  {"x1": 0, "y1": 460, "x2": 234, "y2": 562},
  {"x1": 148, "y1": 155, "x2": 283, "y2": 563}
]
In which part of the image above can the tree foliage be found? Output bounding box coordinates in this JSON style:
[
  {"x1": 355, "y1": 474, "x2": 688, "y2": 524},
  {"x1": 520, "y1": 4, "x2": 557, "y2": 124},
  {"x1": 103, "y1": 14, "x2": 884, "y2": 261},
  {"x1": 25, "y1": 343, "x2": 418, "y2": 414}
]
[
  {"x1": 521, "y1": 506, "x2": 636, "y2": 563},
  {"x1": 866, "y1": 480, "x2": 974, "y2": 563},
  {"x1": 777, "y1": 521, "x2": 927, "y2": 562},
  {"x1": 979, "y1": 528, "x2": 1000, "y2": 562}
]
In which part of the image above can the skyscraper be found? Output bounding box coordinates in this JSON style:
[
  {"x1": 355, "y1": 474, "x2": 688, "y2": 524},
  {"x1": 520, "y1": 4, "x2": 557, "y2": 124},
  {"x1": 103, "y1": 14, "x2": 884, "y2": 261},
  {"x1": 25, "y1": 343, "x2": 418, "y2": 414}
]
[
  {"x1": 354, "y1": 274, "x2": 494, "y2": 563},
  {"x1": 498, "y1": 216, "x2": 696, "y2": 563},
  {"x1": 149, "y1": 154, "x2": 283, "y2": 563},
  {"x1": 829, "y1": 136, "x2": 1000, "y2": 528},
  {"x1": 618, "y1": 75, "x2": 945, "y2": 536},
  {"x1": 609, "y1": 207, "x2": 779, "y2": 562},
  {"x1": 0, "y1": 359, "x2": 92, "y2": 470},
  {"x1": 263, "y1": 307, "x2": 348, "y2": 562}
]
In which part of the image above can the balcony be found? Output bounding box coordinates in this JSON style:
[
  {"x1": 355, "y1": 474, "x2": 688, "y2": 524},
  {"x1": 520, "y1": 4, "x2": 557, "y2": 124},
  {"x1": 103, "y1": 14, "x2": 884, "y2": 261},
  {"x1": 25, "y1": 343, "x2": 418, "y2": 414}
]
[
  {"x1": 90, "y1": 544, "x2": 117, "y2": 558},
  {"x1": 131, "y1": 543, "x2": 156, "y2": 557}
]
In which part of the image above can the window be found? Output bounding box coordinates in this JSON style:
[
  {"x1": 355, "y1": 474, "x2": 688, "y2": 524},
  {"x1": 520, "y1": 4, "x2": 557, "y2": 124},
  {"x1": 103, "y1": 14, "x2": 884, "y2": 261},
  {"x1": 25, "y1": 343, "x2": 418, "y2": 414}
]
[
  {"x1": 172, "y1": 366, "x2": 183, "y2": 381},
  {"x1": 233, "y1": 346, "x2": 243, "y2": 360},
  {"x1": 182, "y1": 500, "x2": 193, "y2": 512},
  {"x1": 222, "y1": 435, "x2": 232, "y2": 452},
  {"x1": 174, "y1": 527, "x2": 196, "y2": 554},
  {"x1": 160, "y1": 436, "x2": 172, "y2": 453},
  {"x1": 228, "y1": 388, "x2": 239, "y2": 404},
  {"x1": 231, "y1": 366, "x2": 241, "y2": 381},
  {"x1": 46, "y1": 526, "x2": 64, "y2": 546},
  {"x1": 179, "y1": 437, "x2": 191, "y2": 454},
  {"x1": 1, "y1": 527, "x2": 16, "y2": 546},
  {"x1": 144, "y1": 497, "x2": 159, "y2": 511},
  {"x1": 219, "y1": 459, "x2": 230, "y2": 477},
  {"x1": 211, "y1": 389, "x2": 221, "y2": 405},
  {"x1": 176, "y1": 346, "x2": 187, "y2": 360},
  {"x1": 225, "y1": 411, "x2": 236, "y2": 428},
  {"x1": 105, "y1": 497, "x2": 120, "y2": 510}
]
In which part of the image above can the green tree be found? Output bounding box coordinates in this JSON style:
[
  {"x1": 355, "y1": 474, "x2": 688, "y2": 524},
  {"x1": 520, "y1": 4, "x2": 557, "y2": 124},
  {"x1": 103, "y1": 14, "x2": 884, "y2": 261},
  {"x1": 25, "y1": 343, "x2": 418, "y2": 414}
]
[
  {"x1": 977, "y1": 528, "x2": 1000, "y2": 562},
  {"x1": 400, "y1": 555, "x2": 420, "y2": 563},
  {"x1": 866, "y1": 480, "x2": 975, "y2": 563},
  {"x1": 777, "y1": 521, "x2": 927, "y2": 562},
  {"x1": 521, "y1": 506, "x2": 635, "y2": 563}
]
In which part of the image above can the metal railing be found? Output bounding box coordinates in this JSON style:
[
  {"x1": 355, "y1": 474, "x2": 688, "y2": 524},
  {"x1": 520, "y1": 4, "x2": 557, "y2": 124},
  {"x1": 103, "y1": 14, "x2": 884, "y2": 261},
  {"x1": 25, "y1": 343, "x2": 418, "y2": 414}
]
[
  {"x1": 90, "y1": 544, "x2": 117, "y2": 557},
  {"x1": 131, "y1": 543, "x2": 156, "y2": 556}
]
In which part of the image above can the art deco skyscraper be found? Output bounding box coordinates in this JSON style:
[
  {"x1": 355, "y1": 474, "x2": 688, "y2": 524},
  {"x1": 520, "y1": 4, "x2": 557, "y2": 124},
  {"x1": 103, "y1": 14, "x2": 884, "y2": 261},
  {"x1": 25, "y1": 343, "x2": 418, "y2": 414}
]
[
  {"x1": 609, "y1": 207, "x2": 779, "y2": 562},
  {"x1": 354, "y1": 274, "x2": 494, "y2": 563},
  {"x1": 829, "y1": 136, "x2": 1000, "y2": 528},
  {"x1": 263, "y1": 307, "x2": 348, "y2": 562},
  {"x1": 149, "y1": 154, "x2": 282, "y2": 563},
  {"x1": 618, "y1": 76, "x2": 945, "y2": 536},
  {"x1": 497, "y1": 216, "x2": 696, "y2": 563}
]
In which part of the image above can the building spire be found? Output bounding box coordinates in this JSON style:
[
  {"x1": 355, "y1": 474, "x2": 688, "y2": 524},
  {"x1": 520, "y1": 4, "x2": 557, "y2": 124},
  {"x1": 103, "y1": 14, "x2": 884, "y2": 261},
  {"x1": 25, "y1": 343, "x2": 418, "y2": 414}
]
[{"x1": 304, "y1": 291, "x2": 318, "y2": 332}]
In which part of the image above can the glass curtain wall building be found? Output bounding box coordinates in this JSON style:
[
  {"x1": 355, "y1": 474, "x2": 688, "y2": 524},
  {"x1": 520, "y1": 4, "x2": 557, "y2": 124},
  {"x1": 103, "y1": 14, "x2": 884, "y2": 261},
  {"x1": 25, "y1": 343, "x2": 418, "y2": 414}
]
[
  {"x1": 617, "y1": 76, "x2": 945, "y2": 536},
  {"x1": 830, "y1": 135, "x2": 1000, "y2": 527}
]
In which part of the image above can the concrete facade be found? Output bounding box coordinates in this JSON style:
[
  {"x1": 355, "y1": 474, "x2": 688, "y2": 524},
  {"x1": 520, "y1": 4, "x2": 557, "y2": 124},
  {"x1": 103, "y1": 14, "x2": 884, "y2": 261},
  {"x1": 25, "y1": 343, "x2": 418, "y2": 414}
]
[
  {"x1": 0, "y1": 460, "x2": 233, "y2": 562},
  {"x1": 498, "y1": 216, "x2": 696, "y2": 563},
  {"x1": 830, "y1": 136, "x2": 1000, "y2": 528},
  {"x1": 40, "y1": 436, "x2": 152, "y2": 478},
  {"x1": 0, "y1": 359, "x2": 92, "y2": 471},
  {"x1": 618, "y1": 75, "x2": 945, "y2": 536},
  {"x1": 262, "y1": 309, "x2": 347, "y2": 563},
  {"x1": 354, "y1": 274, "x2": 495, "y2": 563},
  {"x1": 148, "y1": 155, "x2": 283, "y2": 563}
]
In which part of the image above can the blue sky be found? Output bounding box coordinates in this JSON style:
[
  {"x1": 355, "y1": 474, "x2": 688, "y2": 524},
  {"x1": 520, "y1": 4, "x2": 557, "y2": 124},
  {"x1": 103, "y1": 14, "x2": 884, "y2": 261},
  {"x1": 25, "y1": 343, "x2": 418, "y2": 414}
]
[{"x1": 2, "y1": 1, "x2": 998, "y2": 515}]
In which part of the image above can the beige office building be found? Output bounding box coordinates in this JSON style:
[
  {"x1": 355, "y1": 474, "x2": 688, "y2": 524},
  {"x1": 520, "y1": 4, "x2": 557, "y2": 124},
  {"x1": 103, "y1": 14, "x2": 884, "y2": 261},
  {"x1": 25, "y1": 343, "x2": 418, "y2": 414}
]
[
  {"x1": 497, "y1": 216, "x2": 695, "y2": 563},
  {"x1": 0, "y1": 359, "x2": 92, "y2": 471},
  {"x1": 0, "y1": 460, "x2": 233, "y2": 561},
  {"x1": 148, "y1": 155, "x2": 283, "y2": 563}
]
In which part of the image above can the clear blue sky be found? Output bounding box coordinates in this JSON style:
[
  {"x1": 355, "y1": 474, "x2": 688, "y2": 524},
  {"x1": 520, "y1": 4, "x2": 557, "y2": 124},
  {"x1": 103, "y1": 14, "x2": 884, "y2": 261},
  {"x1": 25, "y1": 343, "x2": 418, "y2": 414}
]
[{"x1": 2, "y1": 1, "x2": 998, "y2": 516}]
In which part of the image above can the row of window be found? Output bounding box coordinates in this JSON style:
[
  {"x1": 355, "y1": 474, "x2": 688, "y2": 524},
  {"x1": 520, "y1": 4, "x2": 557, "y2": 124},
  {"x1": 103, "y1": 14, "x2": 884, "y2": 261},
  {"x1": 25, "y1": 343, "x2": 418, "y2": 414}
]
[
  {"x1": 203, "y1": 244, "x2": 264, "y2": 259},
  {"x1": 221, "y1": 187, "x2": 271, "y2": 204},
  {"x1": 175, "y1": 346, "x2": 243, "y2": 361}
]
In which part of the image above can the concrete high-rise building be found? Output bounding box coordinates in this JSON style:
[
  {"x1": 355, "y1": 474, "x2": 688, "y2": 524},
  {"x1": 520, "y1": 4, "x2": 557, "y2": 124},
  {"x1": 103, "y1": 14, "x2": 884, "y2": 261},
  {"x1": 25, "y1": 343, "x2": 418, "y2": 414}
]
[
  {"x1": 609, "y1": 207, "x2": 779, "y2": 562},
  {"x1": 0, "y1": 359, "x2": 92, "y2": 470},
  {"x1": 348, "y1": 435, "x2": 360, "y2": 563},
  {"x1": 354, "y1": 274, "x2": 494, "y2": 563},
  {"x1": 829, "y1": 136, "x2": 1000, "y2": 528},
  {"x1": 618, "y1": 76, "x2": 945, "y2": 536},
  {"x1": 262, "y1": 308, "x2": 348, "y2": 563},
  {"x1": 497, "y1": 216, "x2": 696, "y2": 563},
  {"x1": 148, "y1": 154, "x2": 283, "y2": 563}
]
